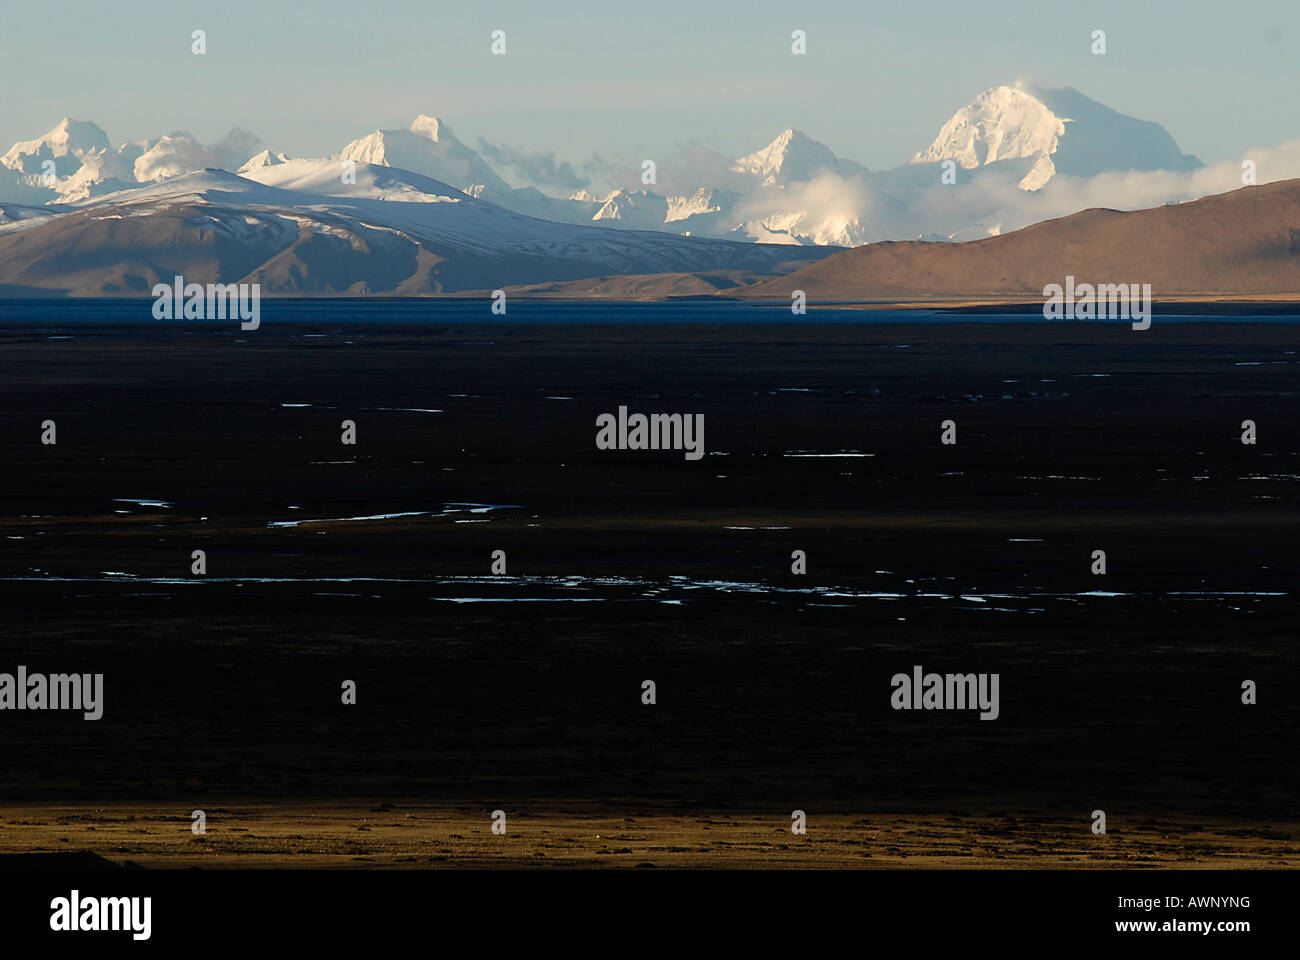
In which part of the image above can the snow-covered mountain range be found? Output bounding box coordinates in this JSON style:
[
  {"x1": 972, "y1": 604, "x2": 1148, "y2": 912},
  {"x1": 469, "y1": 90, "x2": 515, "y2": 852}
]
[
  {"x1": 0, "y1": 83, "x2": 1215, "y2": 242},
  {"x1": 0, "y1": 80, "x2": 1288, "y2": 295}
]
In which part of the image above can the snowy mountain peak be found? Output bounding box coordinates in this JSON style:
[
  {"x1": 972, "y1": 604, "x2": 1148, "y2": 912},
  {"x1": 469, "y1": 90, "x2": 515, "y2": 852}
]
[
  {"x1": 666, "y1": 187, "x2": 730, "y2": 223},
  {"x1": 409, "y1": 115, "x2": 446, "y2": 141},
  {"x1": 912, "y1": 83, "x2": 1065, "y2": 170},
  {"x1": 912, "y1": 82, "x2": 1201, "y2": 188},
  {"x1": 733, "y1": 129, "x2": 840, "y2": 186},
  {"x1": 592, "y1": 189, "x2": 670, "y2": 229},
  {"x1": 338, "y1": 117, "x2": 510, "y2": 197},
  {"x1": 1, "y1": 118, "x2": 111, "y2": 173},
  {"x1": 238, "y1": 149, "x2": 292, "y2": 174}
]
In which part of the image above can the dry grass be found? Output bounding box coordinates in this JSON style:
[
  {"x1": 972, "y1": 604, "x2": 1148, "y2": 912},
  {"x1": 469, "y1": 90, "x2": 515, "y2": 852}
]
[{"x1": 1, "y1": 803, "x2": 1295, "y2": 869}]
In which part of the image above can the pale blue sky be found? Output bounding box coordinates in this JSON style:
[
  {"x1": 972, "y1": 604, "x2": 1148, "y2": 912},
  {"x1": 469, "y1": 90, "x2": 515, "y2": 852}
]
[{"x1": 3, "y1": 0, "x2": 1297, "y2": 178}]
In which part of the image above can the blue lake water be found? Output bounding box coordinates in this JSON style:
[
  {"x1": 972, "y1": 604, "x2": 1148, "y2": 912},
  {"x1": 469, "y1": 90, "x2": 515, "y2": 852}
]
[{"x1": 1, "y1": 298, "x2": 1298, "y2": 325}]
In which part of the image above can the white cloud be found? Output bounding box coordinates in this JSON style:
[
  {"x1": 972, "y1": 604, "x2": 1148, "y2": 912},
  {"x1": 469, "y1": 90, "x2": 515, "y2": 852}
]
[
  {"x1": 133, "y1": 135, "x2": 222, "y2": 183},
  {"x1": 724, "y1": 138, "x2": 1300, "y2": 246}
]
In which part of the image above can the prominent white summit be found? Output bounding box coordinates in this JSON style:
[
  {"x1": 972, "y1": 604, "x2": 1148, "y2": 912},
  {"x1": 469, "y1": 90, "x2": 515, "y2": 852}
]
[
  {"x1": 0, "y1": 118, "x2": 137, "y2": 202},
  {"x1": 337, "y1": 115, "x2": 512, "y2": 199},
  {"x1": 1, "y1": 118, "x2": 110, "y2": 173},
  {"x1": 912, "y1": 82, "x2": 1201, "y2": 189},
  {"x1": 732, "y1": 129, "x2": 860, "y2": 186},
  {"x1": 913, "y1": 84, "x2": 1067, "y2": 172}
]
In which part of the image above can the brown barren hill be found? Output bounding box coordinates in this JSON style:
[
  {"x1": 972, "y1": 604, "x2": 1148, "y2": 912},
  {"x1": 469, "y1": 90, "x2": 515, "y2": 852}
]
[
  {"x1": 738, "y1": 179, "x2": 1300, "y2": 302},
  {"x1": 468, "y1": 267, "x2": 815, "y2": 300}
]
